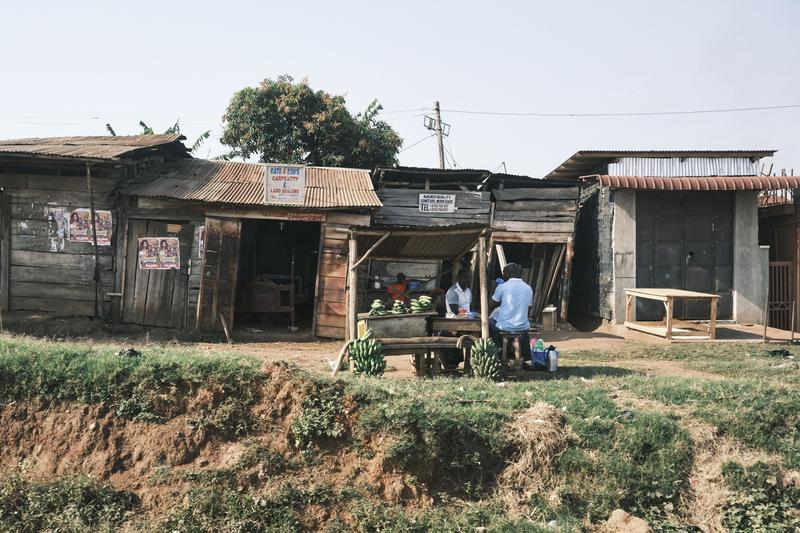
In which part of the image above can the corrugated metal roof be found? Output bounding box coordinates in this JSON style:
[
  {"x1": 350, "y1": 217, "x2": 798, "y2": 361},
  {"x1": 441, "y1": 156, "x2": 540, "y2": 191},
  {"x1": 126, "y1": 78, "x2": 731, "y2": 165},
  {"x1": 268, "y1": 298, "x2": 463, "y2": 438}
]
[
  {"x1": 589, "y1": 175, "x2": 800, "y2": 190},
  {"x1": 133, "y1": 159, "x2": 381, "y2": 208},
  {"x1": 545, "y1": 149, "x2": 776, "y2": 181},
  {"x1": 0, "y1": 134, "x2": 186, "y2": 160},
  {"x1": 356, "y1": 228, "x2": 483, "y2": 260},
  {"x1": 374, "y1": 166, "x2": 491, "y2": 190}
]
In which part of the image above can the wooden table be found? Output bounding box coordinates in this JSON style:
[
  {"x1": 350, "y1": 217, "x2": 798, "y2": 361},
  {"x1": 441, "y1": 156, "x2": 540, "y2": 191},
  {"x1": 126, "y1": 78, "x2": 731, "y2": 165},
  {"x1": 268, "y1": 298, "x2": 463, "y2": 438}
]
[
  {"x1": 429, "y1": 317, "x2": 482, "y2": 334},
  {"x1": 624, "y1": 288, "x2": 719, "y2": 340}
]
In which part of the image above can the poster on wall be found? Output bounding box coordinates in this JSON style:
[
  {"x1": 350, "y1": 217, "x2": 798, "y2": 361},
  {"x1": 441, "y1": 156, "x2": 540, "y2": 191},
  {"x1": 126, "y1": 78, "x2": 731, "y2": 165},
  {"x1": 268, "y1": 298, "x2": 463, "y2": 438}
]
[
  {"x1": 264, "y1": 164, "x2": 306, "y2": 205},
  {"x1": 68, "y1": 208, "x2": 112, "y2": 245},
  {"x1": 137, "y1": 237, "x2": 180, "y2": 270}
]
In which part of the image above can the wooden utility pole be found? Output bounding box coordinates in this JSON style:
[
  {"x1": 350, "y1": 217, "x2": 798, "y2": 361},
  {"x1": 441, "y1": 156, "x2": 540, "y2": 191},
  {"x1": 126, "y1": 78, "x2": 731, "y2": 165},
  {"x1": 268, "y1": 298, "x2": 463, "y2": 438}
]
[{"x1": 434, "y1": 101, "x2": 445, "y2": 170}]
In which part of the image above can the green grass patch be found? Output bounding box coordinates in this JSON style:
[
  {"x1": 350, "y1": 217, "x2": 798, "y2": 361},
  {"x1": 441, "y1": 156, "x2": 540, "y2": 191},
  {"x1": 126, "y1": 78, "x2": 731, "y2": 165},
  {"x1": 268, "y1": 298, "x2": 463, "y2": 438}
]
[
  {"x1": 0, "y1": 335, "x2": 262, "y2": 434},
  {"x1": 623, "y1": 376, "x2": 800, "y2": 468},
  {"x1": 0, "y1": 467, "x2": 136, "y2": 532},
  {"x1": 721, "y1": 462, "x2": 800, "y2": 532}
]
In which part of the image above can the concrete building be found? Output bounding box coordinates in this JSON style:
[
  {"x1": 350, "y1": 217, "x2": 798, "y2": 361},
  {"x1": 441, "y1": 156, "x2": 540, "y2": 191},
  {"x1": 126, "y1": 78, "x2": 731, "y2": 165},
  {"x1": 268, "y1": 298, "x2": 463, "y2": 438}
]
[{"x1": 546, "y1": 150, "x2": 800, "y2": 326}]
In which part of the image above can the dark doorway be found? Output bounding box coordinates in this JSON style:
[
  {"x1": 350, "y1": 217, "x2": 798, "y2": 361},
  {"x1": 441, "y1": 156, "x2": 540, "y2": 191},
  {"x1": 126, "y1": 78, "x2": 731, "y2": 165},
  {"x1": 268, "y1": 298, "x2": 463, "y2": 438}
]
[
  {"x1": 235, "y1": 219, "x2": 321, "y2": 328},
  {"x1": 636, "y1": 191, "x2": 734, "y2": 320}
]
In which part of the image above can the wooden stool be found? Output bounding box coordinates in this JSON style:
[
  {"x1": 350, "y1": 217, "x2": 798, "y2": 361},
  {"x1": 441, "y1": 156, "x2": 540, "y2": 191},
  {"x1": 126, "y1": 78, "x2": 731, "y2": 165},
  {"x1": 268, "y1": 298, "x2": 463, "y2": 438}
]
[{"x1": 499, "y1": 332, "x2": 525, "y2": 370}]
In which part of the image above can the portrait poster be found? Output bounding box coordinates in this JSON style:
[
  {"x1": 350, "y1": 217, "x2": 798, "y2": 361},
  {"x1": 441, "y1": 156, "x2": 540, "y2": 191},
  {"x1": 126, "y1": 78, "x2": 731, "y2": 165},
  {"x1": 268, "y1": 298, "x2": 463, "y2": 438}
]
[
  {"x1": 138, "y1": 237, "x2": 180, "y2": 270},
  {"x1": 68, "y1": 208, "x2": 112, "y2": 245}
]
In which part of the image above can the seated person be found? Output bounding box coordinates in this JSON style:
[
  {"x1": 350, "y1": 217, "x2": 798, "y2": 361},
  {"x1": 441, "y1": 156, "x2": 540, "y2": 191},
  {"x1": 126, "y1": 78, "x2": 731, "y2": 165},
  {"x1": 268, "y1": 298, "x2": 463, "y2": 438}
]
[
  {"x1": 385, "y1": 273, "x2": 409, "y2": 304},
  {"x1": 488, "y1": 263, "x2": 533, "y2": 361},
  {"x1": 445, "y1": 270, "x2": 472, "y2": 318}
]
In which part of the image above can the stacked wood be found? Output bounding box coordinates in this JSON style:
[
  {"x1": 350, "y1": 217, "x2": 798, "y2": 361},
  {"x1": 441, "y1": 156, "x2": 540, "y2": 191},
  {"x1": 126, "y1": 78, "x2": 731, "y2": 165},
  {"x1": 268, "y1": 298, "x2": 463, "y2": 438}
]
[{"x1": 374, "y1": 189, "x2": 490, "y2": 227}]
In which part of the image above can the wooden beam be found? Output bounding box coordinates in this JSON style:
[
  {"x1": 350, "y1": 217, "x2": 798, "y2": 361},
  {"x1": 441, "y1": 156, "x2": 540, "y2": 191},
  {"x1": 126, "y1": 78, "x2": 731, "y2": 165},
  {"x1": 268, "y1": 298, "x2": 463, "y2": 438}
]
[
  {"x1": 353, "y1": 228, "x2": 484, "y2": 238},
  {"x1": 350, "y1": 232, "x2": 391, "y2": 270},
  {"x1": 495, "y1": 243, "x2": 507, "y2": 271},
  {"x1": 478, "y1": 236, "x2": 489, "y2": 339},
  {"x1": 559, "y1": 236, "x2": 575, "y2": 321},
  {"x1": 347, "y1": 235, "x2": 358, "y2": 340}
]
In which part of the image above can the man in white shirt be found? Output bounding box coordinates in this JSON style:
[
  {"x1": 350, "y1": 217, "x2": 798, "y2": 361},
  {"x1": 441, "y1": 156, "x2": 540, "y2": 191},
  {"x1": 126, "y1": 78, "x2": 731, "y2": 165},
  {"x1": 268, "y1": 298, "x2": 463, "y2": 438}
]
[
  {"x1": 488, "y1": 263, "x2": 533, "y2": 360},
  {"x1": 445, "y1": 270, "x2": 472, "y2": 318}
]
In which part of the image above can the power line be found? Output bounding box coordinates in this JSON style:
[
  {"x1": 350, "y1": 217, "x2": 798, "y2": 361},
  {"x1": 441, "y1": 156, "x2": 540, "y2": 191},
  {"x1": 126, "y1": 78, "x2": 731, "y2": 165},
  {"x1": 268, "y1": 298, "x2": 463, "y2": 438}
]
[
  {"x1": 399, "y1": 133, "x2": 435, "y2": 152},
  {"x1": 444, "y1": 140, "x2": 459, "y2": 168},
  {"x1": 441, "y1": 103, "x2": 800, "y2": 118}
]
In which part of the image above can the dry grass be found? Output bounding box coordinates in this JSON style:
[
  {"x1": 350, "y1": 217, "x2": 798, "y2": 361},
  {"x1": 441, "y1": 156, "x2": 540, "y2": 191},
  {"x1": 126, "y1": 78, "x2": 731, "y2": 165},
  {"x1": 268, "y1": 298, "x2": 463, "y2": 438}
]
[{"x1": 497, "y1": 402, "x2": 570, "y2": 517}]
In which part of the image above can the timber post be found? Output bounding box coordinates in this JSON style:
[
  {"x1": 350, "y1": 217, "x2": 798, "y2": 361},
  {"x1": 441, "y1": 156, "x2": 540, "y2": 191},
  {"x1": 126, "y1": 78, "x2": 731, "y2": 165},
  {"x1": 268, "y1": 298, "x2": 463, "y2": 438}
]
[
  {"x1": 478, "y1": 234, "x2": 489, "y2": 339},
  {"x1": 86, "y1": 163, "x2": 101, "y2": 320},
  {"x1": 348, "y1": 233, "x2": 358, "y2": 340}
]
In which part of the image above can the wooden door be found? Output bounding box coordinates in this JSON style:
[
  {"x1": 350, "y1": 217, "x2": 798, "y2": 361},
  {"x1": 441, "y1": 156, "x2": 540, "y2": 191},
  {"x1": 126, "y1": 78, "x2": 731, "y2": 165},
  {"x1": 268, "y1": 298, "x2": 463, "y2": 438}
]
[
  {"x1": 196, "y1": 217, "x2": 242, "y2": 330},
  {"x1": 122, "y1": 220, "x2": 192, "y2": 328},
  {"x1": 313, "y1": 221, "x2": 348, "y2": 338}
]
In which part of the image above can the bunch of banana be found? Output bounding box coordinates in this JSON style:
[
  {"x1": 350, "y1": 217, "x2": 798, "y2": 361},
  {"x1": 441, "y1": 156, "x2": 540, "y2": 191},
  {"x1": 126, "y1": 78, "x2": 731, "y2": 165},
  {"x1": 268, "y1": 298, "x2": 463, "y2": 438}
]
[
  {"x1": 350, "y1": 330, "x2": 385, "y2": 376},
  {"x1": 369, "y1": 299, "x2": 388, "y2": 316},
  {"x1": 409, "y1": 295, "x2": 433, "y2": 313},
  {"x1": 471, "y1": 338, "x2": 503, "y2": 381},
  {"x1": 390, "y1": 299, "x2": 407, "y2": 315}
]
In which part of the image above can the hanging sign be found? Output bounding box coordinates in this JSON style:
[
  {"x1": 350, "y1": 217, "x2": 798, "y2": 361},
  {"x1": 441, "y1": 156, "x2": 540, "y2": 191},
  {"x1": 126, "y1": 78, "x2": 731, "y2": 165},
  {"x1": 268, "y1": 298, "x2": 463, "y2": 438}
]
[
  {"x1": 137, "y1": 237, "x2": 180, "y2": 270},
  {"x1": 68, "y1": 208, "x2": 112, "y2": 245},
  {"x1": 265, "y1": 164, "x2": 306, "y2": 205},
  {"x1": 418, "y1": 193, "x2": 456, "y2": 213}
]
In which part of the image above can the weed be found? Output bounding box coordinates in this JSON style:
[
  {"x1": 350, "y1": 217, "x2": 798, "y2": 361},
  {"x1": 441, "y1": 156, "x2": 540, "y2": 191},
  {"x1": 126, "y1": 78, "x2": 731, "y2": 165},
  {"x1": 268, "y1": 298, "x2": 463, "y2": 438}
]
[
  {"x1": 0, "y1": 468, "x2": 136, "y2": 532},
  {"x1": 290, "y1": 383, "x2": 346, "y2": 448},
  {"x1": 721, "y1": 462, "x2": 800, "y2": 532}
]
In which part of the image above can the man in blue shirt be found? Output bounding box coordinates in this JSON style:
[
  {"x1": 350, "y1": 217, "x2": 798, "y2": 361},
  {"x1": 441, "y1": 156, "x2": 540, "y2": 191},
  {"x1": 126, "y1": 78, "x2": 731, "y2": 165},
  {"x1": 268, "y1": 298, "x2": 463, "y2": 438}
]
[{"x1": 488, "y1": 263, "x2": 533, "y2": 361}]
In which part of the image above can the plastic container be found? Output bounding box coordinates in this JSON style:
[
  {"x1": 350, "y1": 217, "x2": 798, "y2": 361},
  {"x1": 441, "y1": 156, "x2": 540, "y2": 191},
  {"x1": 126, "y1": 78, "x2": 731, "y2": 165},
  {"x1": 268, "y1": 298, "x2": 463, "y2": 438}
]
[{"x1": 531, "y1": 338, "x2": 547, "y2": 369}]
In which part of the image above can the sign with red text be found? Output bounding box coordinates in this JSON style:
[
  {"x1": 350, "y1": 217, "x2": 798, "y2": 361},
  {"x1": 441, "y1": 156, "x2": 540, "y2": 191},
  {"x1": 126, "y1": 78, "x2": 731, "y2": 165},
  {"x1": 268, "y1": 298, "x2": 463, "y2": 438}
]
[{"x1": 265, "y1": 164, "x2": 306, "y2": 205}]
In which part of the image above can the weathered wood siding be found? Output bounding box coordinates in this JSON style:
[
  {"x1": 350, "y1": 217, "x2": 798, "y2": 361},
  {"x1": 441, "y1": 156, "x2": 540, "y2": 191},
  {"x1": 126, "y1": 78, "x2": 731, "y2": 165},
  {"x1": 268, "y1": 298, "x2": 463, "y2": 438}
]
[
  {"x1": 374, "y1": 189, "x2": 490, "y2": 227},
  {"x1": 491, "y1": 187, "x2": 579, "y2": 243},
  {"x1": 314, "y1": 220, "x2": 348, "y2": 338},
  {"x1": 196, "y1": 217, "x2": 241, "y2": 330},
  {"x1": 0, "y1": 171, "x2": 117, "y2": 316}
]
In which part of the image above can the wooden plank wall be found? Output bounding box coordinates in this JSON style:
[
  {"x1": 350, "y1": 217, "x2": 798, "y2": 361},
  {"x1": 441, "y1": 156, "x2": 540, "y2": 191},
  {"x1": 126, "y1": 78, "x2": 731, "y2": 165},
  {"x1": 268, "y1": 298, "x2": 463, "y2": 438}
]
[
  {"x1": 0, "y1": 170, "x2": 118, "y2": 316},
  {"x1": 491, "y1": 187, "x2": 579, "y2": 242},
  {"x1": 314, "y1": 220, "x2": 349, "y2": 338},
  {"x1": 374, "y1": 189, "x2": 490, "y2": 227}
]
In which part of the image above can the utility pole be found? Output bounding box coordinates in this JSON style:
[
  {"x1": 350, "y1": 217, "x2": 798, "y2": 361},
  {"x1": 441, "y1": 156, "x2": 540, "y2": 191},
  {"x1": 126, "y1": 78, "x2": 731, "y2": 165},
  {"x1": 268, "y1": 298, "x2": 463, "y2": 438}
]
[{"x1": 434, "y1": 101, "x2": 445, "y2": 170}]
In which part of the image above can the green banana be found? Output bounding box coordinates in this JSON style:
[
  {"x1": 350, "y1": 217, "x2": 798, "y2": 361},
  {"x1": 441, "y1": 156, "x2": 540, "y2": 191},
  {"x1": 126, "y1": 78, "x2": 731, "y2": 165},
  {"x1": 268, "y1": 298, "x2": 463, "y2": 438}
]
[{"x1": 471, "y1": 339, "x2": 502, "y2": 381}]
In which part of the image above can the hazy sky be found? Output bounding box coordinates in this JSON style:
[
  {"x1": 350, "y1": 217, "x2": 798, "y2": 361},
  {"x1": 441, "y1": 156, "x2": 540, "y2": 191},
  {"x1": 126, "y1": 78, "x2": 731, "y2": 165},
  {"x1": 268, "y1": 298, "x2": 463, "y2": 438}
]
[{"x1": 1, "y1": 0, "x2": 798, "y2": 176}]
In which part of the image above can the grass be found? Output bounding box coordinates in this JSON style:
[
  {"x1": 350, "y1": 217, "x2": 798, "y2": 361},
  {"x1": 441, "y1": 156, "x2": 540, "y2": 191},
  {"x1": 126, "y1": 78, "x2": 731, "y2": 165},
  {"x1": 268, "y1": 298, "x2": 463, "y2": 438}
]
[
  {"x1": 0, "y1": 335, "x2": 263, "y2": 435},
  {"x1": 0, "y1": 334, "x2": 798, "y2": 530},
  {"x1": 0, "y1": 466, "x2": 136, "y2": 533}
]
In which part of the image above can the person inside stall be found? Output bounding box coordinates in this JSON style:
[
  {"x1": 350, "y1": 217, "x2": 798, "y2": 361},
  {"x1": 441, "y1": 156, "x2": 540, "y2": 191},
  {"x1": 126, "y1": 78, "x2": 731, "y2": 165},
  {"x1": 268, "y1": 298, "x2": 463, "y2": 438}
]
[
  {"x1": 445, "y1": 270, "x2": 472, "y2": 318},
  {"x1": 488, "y1": 263, "x2": 533, "y2": 362},
  {"x1": 385, "y1": 273, "x2": 409, "y2": 304}
]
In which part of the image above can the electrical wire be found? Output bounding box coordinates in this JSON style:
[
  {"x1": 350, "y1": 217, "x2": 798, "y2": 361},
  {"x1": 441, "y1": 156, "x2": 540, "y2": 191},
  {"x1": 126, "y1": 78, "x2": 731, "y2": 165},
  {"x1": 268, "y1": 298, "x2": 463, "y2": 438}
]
[
  {"x1": 443, "y1": 140, "x2": 459, "y2": 168},
  {"x1": 441, "y1": 103, "x2": 800, "y2": 117},
  {"x1": 399, "y1": 133, "x2": 435, "y2": 152}
]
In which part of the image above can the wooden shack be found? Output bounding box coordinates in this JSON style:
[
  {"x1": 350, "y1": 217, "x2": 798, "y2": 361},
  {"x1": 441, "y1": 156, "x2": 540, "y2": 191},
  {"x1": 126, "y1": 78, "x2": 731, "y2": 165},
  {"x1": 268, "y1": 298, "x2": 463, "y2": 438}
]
[
  {"x1": 484, "y1": 173, "x2": 581, "y2": 321},
  {"x1": 128, "y1": 159, "x2": 379, "y2": 338},
  {"x1": 0, "y1": 135, "x2": 189, "y2": 319},
  {"x1": 366, "y1": 167, "x2": 580, "y2": 326}
]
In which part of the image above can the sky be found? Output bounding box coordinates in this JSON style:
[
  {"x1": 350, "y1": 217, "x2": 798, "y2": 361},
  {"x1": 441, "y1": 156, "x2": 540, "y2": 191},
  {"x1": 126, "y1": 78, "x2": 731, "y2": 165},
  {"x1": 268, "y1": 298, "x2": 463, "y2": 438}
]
[{"x1": 1, "y1": 0, "x2": 799, "y2": 177}]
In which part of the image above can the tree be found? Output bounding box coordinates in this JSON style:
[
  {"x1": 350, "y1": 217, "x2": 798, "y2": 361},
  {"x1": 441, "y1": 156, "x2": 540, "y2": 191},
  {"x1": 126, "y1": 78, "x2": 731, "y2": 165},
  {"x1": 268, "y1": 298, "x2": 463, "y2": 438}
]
[{"x1": 220, "y1": 76, "x2": 402, "y2": 168}]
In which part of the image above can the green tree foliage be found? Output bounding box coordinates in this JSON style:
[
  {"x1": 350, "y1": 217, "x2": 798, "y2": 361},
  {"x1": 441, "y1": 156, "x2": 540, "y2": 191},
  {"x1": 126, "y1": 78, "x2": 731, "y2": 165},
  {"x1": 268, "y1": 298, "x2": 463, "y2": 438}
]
[{"x1": 220, "y1": 75, "x2": 403, "y2": 167}]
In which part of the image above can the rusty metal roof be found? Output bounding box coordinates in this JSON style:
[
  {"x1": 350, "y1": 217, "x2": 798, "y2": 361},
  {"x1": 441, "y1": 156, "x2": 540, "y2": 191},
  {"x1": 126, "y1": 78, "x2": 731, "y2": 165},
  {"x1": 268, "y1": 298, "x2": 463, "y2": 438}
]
[
  {"x1": 588, "y1": 174, "x2": 800, "y2": 190},
  {"x1": 545, "y1": 149, "x2": 776, "y2": 181},
  {"x1": 0, "y1": 134, "x2": 187, "y2": 161},
  {"x1": 133, "y1": 159, "x2": 381, "y2": 208}
]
